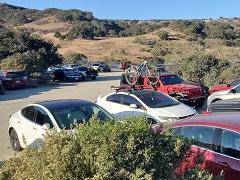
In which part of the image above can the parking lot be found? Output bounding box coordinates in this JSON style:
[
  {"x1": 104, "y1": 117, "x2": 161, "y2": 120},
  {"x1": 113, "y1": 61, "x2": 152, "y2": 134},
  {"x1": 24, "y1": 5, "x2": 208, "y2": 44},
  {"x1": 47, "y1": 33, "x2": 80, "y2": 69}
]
[{"x1": 0, "y1": 72, "x2": 121, "y2": 161}]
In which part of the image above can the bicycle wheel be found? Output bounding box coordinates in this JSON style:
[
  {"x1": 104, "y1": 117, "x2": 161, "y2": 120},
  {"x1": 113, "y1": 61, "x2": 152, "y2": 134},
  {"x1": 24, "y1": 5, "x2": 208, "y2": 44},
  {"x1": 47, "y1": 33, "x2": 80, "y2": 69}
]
[
  {"x1": 146, "y1": 66, "x2": 160, "y2": 85},
  {"x1": 125, "y1": 67, "x2": 139, "y2": 85}
]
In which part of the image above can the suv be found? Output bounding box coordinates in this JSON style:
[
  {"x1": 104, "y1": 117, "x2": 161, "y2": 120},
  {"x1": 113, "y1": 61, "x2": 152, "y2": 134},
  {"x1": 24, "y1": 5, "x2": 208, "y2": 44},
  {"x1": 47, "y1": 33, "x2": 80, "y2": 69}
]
[
  {"x1": 121, "y1": 73, "x2": 206, "y2": 108},
  {"x1": 52, "y1": 69, "x2": 82, "y2": 82},
  {"x1": 0, "y1": 70, "x2": 28, "y2": 89},
  {"x1": 0, "y1": 80, "x2": 5, "y2": 95}
]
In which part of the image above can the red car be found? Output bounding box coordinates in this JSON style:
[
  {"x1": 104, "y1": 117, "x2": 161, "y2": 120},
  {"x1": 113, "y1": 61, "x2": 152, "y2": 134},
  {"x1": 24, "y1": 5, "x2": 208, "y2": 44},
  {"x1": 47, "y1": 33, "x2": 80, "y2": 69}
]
[
  {"x1": 209, "y1": 79, "x2": 240, "y2": 94},
  {"x1": 0, "y1": 70, "x2": 28, "y2": 89},
  {"x1": 143, "y1": 73, "x2": 206, "y2": 108},
  {"x1": 171, "y1": 113, "x2": 240, "y2": 179}
]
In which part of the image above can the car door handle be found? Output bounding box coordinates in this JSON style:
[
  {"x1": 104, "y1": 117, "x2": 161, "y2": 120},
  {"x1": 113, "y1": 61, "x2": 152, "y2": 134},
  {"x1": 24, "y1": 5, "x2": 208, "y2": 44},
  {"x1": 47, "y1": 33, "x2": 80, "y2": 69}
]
[
  {"x1": 33, "y1": 127, "x2": 37, "y2": 130},
  {"x1": 17, "y1": 121, "x2": 21, "y2": 123},
  {"x1": 218, "y1": 161, "x2": 230, "y2": 168}
]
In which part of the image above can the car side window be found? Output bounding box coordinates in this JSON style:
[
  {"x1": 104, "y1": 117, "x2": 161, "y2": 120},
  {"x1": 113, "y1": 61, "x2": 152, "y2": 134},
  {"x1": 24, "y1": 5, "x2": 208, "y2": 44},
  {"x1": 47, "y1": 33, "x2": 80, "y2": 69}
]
[
  {"x1": 221, "y1": 130, "x2": 240, "y2": 159},
  {"x1": 122, "y1": 95, "x2": 142, "y2": 107},
  {"x1": 21, "y1": 106, "x2": 36, "y2": 122},
  {"x1": 172, "y1": 127, "x2": 182, "y2": 136},
  {"x1": 106, "y1": 94, "x2": 122, "y2": 104},
  {"x1": 181, "y1": 126, "x2": 215, "y2": 149},
  {"x1": 35, "y1": 107, "x2": 53, "y2": 128}
]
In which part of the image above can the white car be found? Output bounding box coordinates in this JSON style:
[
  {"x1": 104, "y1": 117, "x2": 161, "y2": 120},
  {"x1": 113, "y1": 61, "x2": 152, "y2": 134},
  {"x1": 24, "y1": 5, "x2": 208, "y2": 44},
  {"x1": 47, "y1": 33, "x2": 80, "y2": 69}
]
[
  {"x1": 8, "y1": 99, "x2": 113, "y2": 151},
  {"x1": 207, "y1": 84, "x2": 240, "y2": 106},
  {"x1": 91, "y1": 63, "x2": 101, "y2": 71},
  {"x1": 97, "y1": 89, "x2": 196, "y2": 123}
]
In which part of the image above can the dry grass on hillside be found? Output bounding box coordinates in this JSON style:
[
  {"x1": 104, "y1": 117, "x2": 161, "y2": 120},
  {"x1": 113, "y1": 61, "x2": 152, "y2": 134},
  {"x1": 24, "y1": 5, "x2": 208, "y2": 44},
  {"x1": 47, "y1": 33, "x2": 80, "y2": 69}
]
[{"x1": 19, "y1": 16, "x2": 71, "y2": 34}]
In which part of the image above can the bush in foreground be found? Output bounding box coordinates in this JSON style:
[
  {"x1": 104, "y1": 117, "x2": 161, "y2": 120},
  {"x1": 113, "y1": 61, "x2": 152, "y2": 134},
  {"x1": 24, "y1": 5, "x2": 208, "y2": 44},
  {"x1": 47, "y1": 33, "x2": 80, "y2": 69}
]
[{"x1": 1, "y1": 118, "x2": 212, "y2": 180}]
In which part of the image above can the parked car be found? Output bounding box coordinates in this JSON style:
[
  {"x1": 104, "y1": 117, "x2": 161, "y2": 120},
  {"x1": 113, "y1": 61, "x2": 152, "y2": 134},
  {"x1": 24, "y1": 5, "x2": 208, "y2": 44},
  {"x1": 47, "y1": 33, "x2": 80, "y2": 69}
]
[
  {"x1": 52, "y1": 69, "x2": 83, "y2": 82},
  {"x1": 0, "y1": 80, "x2": 5, "y2": 95},
  {"x1": 72, "y1": 66, "x2": 98, "y2": 80},
  {"x1": 0, "y1": 70, "x2": 28, "y2": 89},
  {"x1": 91, "y1": 63, "x2": 101, "y2": 71},
  {"x1": 97, "y1": 89, "x2": 196, "y2": 124},
  {"x1": 99, "y1": 63, "x2": 111, "y2": 72},
  {"x1": 207, "y1": 98, "x2": 240, "y2": 113},
  {"x1": 121, "y1": 73, "x2": 207, "y2": 108},
  {"x1": 171, "y1": 113, "x2": 240, "y2": 179},
  {"x1": 207, "y1": 84, "x2": 240, "y2": 105},
  {"x1": 8, "y1": 99, "x2": 113, "y2": 151},
  {"x1": 208, "y1": 79, "x2": 240, "y2": 94}
]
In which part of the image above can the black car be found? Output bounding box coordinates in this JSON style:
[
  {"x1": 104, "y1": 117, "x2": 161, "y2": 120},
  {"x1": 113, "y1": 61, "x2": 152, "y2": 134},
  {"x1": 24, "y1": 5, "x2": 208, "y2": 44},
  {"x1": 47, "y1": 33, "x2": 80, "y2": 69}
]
[
  {"x1": 207, "y1": 98, "x2": 240, "y2": 113},
  {"x1": 99, "y1": 64, "x2": 111, "y2": 72},
  {"x1": 0, "y1": 80, "x2": 5, "y2": 95},
  {"x1": 52, "y1": 69, "x2": 83, "y2": 82}
]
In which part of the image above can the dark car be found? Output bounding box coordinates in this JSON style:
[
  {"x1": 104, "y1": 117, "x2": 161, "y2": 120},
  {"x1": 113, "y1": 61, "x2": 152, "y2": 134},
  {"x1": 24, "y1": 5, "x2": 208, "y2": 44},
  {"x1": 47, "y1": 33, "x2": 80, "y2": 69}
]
[
  {"x1": 52, "y1": 69, "x2": 82, "y2": 82},
  {"x1": 99, "y1": 64, "x2": 111, "y2": 72},
  {"x1": 0, "y1": 70, "x2": 28, "y2": 89},
  {"x1": 0, "y1": 80, "x2": 5, "y2": 95},
  {"x1": 172, "y1": 114, "x2": 240, "y2": 179},
  {"x1": 207, "y1": 98, "x2": 240, "y2": 113}
]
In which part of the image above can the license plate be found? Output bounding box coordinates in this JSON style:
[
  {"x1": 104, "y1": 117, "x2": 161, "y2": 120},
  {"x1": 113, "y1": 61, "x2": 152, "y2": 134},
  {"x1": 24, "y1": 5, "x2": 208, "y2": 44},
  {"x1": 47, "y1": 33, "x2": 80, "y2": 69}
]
[
  {"x1": 75, "y1": 78, "x2": 79, "y2": 80},
  {"x1": 16, "y1": 80, "x2": 20, "y2": 83}
]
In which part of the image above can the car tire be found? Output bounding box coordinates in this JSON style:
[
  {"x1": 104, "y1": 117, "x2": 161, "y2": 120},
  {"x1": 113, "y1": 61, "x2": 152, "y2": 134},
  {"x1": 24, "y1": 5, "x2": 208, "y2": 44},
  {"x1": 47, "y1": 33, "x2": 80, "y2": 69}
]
[{"x1": 9, "y1": 129, "x2": 22, "y2": 151}]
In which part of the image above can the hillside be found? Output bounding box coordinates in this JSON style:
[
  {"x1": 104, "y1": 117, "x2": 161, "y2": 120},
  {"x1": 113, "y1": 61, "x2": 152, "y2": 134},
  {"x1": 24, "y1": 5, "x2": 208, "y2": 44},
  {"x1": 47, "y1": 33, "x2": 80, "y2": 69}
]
[{"x1": 1, "y1": 3, "x2": 240, "y2": 62}]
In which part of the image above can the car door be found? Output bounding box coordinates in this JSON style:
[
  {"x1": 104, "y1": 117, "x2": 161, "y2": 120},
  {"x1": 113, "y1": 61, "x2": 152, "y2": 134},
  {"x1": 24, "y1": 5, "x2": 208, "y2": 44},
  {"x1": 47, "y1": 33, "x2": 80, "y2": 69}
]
[
  {"x1": 119, "y1": 94, "x2": 146, "y2": 118},
  {"x1": 173, "y1": 126, "x2": 218, "y2": 174},
  {"x1": 105, "y1": 94, "x2": 123, "y2": 115},
  {"x1": 213, "y1": 129, "x2": 240, "y2": 180},
  {"x1": 20, "y1": 106, "x2": 38, "y2": 146}
]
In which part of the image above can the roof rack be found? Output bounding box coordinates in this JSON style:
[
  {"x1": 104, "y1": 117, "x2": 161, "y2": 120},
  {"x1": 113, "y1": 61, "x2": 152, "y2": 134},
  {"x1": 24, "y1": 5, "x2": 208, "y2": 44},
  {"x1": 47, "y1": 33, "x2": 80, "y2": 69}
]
[{"x1": 111, "y1": 84, "x2": 156, "y2": 93}]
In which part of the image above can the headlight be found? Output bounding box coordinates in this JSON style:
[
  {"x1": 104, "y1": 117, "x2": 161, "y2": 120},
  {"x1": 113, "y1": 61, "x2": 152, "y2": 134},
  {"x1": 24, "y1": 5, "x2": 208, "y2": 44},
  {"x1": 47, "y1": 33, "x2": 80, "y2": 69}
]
[{"x1": 158, "y1": 116, "x2": 179, "y2": 122}]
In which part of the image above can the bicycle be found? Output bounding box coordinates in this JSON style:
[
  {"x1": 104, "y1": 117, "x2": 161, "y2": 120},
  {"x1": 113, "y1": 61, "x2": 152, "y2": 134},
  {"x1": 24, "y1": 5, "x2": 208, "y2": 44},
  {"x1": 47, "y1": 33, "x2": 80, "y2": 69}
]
[{"x1": 125, "y1": 61, "x2": 160, "y2": 85}]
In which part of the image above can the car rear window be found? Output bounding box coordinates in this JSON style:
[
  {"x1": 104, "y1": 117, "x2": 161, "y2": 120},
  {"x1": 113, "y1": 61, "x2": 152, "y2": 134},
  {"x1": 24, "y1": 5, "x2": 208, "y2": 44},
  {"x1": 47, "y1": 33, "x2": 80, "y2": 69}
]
[{"x1": 6, "y1": 71, "x2": 26, "y2": 78}]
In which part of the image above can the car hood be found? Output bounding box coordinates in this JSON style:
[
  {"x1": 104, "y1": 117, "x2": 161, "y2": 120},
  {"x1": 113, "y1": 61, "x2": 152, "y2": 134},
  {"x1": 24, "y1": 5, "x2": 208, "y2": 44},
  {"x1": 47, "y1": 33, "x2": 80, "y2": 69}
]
[
  {"x1": 165, "y1": 83, "x2": 201, "y2": 91},
  {"x1": 149, "y1": 103, "x2": 196, "y2": 118},
  {"x1": 209, "y1": 84, "x2": 231, "y2": 93},
  {"x1": 210, "y1": 89, "x2": 229, "y2": 96}
]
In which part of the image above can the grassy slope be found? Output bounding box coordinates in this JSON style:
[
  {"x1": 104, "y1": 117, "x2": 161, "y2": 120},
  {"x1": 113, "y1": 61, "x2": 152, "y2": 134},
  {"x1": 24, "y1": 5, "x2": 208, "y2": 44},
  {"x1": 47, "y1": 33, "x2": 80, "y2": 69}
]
[{"x1": 18, "y1": 16, "x2": 240, "y2": 62}]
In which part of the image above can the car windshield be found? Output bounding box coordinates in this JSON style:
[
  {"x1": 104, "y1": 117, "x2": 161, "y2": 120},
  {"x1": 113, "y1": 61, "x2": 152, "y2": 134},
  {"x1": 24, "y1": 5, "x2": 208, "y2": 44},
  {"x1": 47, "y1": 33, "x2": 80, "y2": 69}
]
[
  {"x1": 230, "y1": 80, "x2": 240, "y2": 86},
  {"x1": 51, "y1": 104, "x2": 113, "y2": 129},
  {"x1": 133, "y1": 91, "x2": 180, "y2": 108},
  {"x1": 78, "y1": 67, "x2": 88, "y2": 71},
  {"x1": 160, "y1": 75, "x2": 184, "y2": 85}
]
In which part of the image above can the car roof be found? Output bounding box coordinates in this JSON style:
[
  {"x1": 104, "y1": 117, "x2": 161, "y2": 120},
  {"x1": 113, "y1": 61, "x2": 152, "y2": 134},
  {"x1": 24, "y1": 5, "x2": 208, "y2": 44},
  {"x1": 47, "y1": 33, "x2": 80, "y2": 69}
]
[
  {"x1": 173, "y1": 113, "x2": 240, "y2": 132},
  {"x1": 160, "y1": 73, "x2": 178, "y2": 77},
  {"x1": 36, "y1": 99, "x2": 93, "y2": 111}
]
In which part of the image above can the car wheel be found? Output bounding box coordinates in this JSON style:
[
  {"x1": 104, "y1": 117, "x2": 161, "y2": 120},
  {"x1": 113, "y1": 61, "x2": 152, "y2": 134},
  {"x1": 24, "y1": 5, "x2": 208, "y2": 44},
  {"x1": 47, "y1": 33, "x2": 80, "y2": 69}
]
[{"x1": 9, "y1": 129, "x2": 22, "y2": 151}]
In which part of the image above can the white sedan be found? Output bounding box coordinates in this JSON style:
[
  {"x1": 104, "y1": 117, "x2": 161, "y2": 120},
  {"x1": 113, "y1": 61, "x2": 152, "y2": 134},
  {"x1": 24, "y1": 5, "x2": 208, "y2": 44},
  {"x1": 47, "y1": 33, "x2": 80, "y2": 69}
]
[
  {"x1": 97, "y1": 89, "x2": 196, "y2": 124},
  {"x1": 207, "y1": 84, "x2": 240, "y2": 106},
  {"x1": 8, "y1": 99, "x2": 113, "y2": 151}
]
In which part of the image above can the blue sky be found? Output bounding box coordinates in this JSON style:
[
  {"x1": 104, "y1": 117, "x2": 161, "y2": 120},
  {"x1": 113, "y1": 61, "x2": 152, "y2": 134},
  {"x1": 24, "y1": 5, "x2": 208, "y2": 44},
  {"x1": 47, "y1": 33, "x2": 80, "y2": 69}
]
[{"x1": 1, "y1": 0, "x2": 239, "y2": 20}]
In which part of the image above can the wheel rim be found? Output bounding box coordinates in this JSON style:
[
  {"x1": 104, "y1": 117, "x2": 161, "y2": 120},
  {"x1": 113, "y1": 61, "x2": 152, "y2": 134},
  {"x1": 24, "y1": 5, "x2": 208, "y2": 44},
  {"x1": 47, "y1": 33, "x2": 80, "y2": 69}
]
[
  {"x1": 10, "y1": 130, "x2": 18, "y2": 149},
  {"x1": 146, "y1": 67, "x2": 160, "y2": 85},
  {"x1": 125, "y1": 68, "x2": 138, "y2": 85}
]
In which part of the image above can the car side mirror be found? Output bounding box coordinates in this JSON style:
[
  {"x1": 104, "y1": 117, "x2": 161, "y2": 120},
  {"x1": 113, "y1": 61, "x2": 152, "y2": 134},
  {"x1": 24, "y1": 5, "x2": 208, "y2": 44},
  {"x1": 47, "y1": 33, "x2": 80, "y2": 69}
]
[
  {"x1": 229, "y1": 89, "x2": 236, "y2": 94},
  {"x1": 130, "y1": 104, "x2": 138, "y2": 109},
  {"x1": 42, "y1": 123, "x2": 50, "y2": 130}
]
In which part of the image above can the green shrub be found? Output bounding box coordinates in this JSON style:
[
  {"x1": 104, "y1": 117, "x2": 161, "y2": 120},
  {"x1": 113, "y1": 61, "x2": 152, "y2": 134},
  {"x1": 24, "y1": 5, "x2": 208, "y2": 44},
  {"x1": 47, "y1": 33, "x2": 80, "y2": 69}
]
[
  {"x1": 0, "y1": 117, "x2": 212, "y2": 180},
  {"x1": 158, "y1": 31, "x2": 169, "y2": 40}
]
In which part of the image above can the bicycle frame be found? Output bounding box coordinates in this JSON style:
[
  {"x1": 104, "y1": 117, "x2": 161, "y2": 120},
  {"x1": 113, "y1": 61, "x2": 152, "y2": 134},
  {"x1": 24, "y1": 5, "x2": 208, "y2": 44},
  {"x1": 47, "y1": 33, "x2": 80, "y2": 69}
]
[{"x1": 136, "y1": 61, "x2": 149, "y2": 76}]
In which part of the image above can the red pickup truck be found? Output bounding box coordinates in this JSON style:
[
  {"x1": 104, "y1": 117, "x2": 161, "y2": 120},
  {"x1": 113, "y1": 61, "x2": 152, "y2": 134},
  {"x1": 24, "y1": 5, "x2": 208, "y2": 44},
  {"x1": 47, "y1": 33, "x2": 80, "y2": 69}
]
[{"x1": 121, "y1": 73, "x2": 207, "y2": 108}]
